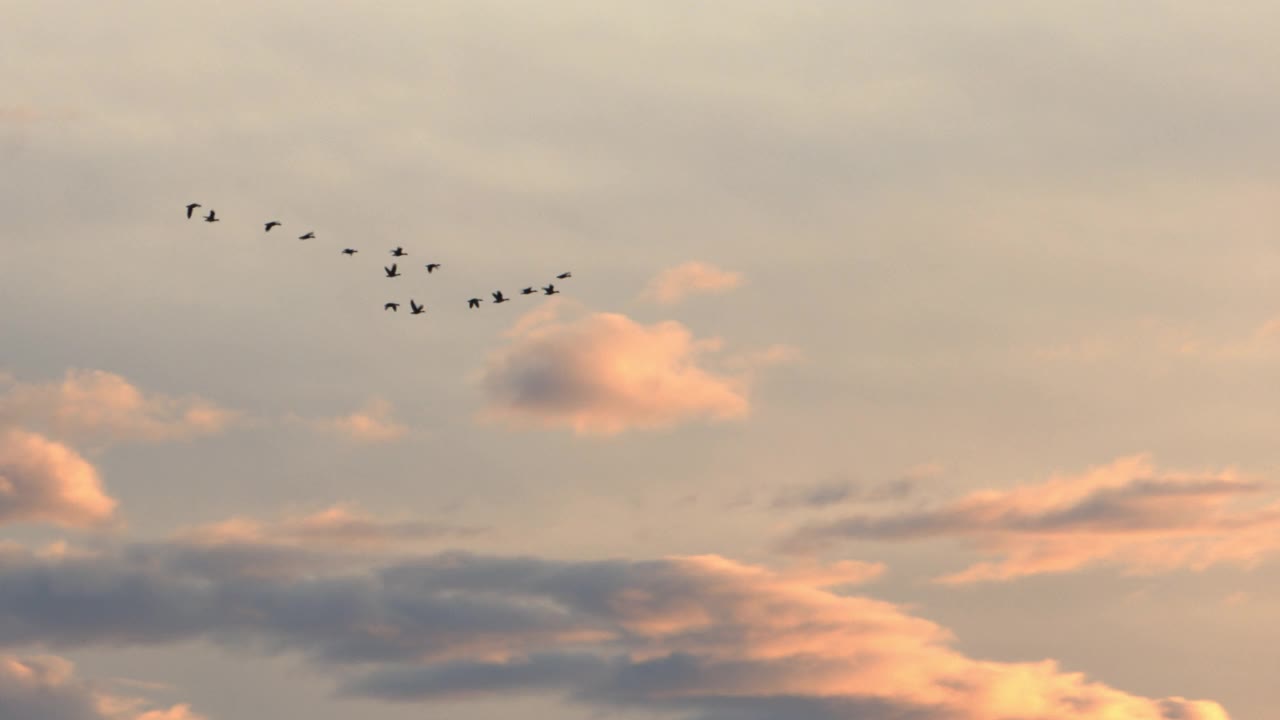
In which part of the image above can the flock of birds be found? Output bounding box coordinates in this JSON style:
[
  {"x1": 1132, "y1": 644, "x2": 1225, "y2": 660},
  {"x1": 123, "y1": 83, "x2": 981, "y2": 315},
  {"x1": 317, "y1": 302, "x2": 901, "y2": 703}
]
[{"x1": 184, "y1": 203, "x2": 571, "y2": 314}]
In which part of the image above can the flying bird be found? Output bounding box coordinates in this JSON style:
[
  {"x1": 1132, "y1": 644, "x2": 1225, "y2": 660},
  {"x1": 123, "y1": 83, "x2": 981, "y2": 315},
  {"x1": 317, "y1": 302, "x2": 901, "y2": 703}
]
[
  {"x1": 385, "y1": 264, "x2": 401, "y2": 278},
  {"x1": 342, "y1": 248, "x2": 358, "y2": 256},
  {"x1": 492, "y1": 291, "x2": 510, "y2": 304},
  {"x1": 520, "y1": 287, "x2": 536, "y2": 295},
  {"x1": 264, "y1": 221, "x2": 281, "y2": 232},
  {"x1": 185, "y1": 203, "x2": 201, "y2": 219},
  {"x1": 203, "y1": 210, "x2": 219, "y2": 223},
  {"x1": 543, "y1": 284, "x2": 560, "y2": 295},
  {"x1": 299, "y1": 232, "x2": 315, "y2": 240},
  {"x1": 425, "y1": 263, "x2": 441, "y2": 273},
  {"x1": 467, "y1": 298, "x2": 482, "y2": 309},
  {"x1": 384, "y1": 302, "x2": 400, "y2": 312},
  {"x1": 390, "y1": 247, "x2": 407, "y2": 257},
  {"x1": 556, "y1": 272, "x2": 572, "y2": 279},
  {"x1": 410, "y1": 300, "x2": 425, "y2": 315}
]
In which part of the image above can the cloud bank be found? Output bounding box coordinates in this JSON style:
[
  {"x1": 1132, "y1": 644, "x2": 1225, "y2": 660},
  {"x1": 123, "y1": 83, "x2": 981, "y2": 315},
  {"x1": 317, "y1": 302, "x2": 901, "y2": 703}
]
[
  {"x1": 0, "y1": 537, "x2": 1229, "y2": 719},
  {"x1": 783, "y1": 455, "x2": 1280, "y2": 584}
]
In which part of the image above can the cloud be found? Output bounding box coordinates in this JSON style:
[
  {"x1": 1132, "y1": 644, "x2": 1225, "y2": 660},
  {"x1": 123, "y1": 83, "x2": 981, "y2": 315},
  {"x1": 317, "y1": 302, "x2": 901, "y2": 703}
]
[
  {"x1": 0, "y1": 370, "x2": 235, "y2": 445},
  {"x1": 782, "y1": 455, "x2": 1280, "y2": 584},
  {"x1": 302, "y1": 398, "x2": 409, "y2": 444},
  {"x1": 0, "y1": 537, "x2": 1228, "y2": 719},
  {"x1": 640, "y1": 262, "x2": 744, "y2": 305},
  {"x1": 179, "y1": 503, "x2": 482, "y2": 550},
  {"x1": 0, "y1": 653, "x2": 202, "y2": 720},
  {"x1": 479, "y1": 307, "x2": 758, "y2": 434},
  {"x1": 0, "y1": 429, "x2": 116, "y2": 528}
]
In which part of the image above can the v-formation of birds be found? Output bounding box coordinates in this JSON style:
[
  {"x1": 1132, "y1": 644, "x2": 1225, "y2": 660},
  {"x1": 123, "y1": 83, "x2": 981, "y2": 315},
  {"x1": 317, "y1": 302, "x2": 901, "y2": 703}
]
[{"x1": 184, "y1": 203, "x2": 571, "y2": 314}]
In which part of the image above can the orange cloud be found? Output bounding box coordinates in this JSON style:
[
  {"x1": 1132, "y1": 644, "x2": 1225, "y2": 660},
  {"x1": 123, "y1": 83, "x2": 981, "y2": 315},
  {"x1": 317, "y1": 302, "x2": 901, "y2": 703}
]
[
  {"x1": 783, "y1": 455, "x2": 1280, "y2": 583},
  {"x1": 0, "y1": 429, "x2": 116, "y2": 528},
  {"x1": 0, "y1": 370, "x2": 235, "y2": 445},
  {"x1": 479, "y1": 307, "x2": 758, "y2": 434},
  {"x1": 640, "y1": 261, "x2": 744, "y2": 305},
  {"x1": 304, "y1": 398, "x2": 409, "y2": 443}
]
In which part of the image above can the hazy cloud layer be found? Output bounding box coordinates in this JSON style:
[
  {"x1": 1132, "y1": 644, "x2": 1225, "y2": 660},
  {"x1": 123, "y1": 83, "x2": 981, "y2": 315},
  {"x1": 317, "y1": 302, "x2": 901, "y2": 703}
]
[
  {"x1": 0, "y1": 370, "x2": 235, "y2": 446},
  {"x1": 0, "y1": 653, "x2": 202, "y2": 720},
  {"x1": 0, "y1": 539, "x2": 1228, "y2": 719},
  {"x1": 784, "y1": 455, "x2": 1280, "y2": 583},
  {"x1": 640, "y1": 262, "x2": 744, "y2": 305},
  {"x1": 0, "y1": 429, "x2": 116, "y2": 528},
  {"x1": 479, "y1": 306, "x2": 759, "y2": 434}
]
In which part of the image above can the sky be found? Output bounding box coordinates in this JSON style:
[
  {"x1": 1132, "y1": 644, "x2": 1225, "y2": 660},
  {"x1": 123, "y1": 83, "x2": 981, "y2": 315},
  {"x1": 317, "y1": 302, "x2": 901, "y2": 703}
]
[{"x1": 2, "y1": 1, "x2": 1278, "y2": 718}]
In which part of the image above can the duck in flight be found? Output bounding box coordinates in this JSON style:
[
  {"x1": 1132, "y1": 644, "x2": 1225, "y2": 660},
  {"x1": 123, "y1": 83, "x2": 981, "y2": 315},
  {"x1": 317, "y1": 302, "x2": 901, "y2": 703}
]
[
  {"x1": 264, "y1": 221, "x2": 281, "y2": 232},
  {"x1": 543, "y1": 284, "x2": 560, "y2": 295},
  {"x1": 342, "y1": 248, "x2": 358, "y2": 256},
  {"x1": 492, "y1": 291, "x2": 510, "y2": 304},
  {"x1": 390, "y1": 247, "x2": 407, "y2": 257},
  {"x1": 299, "y1": 231, "x2": 315, "y2": 240},
  {"x1": 203, "y1": 210, "x2": 220, "y2": 223},
  {"x1": 384, "y1": 302, "x2": 400, "y2": 312},
  {"x1": 425, "y1": 263, "x2": 441, "y2": 273},
  {"x1": 520, "y1": 287, "x2": 536, "y2": 295},
  {"x1": 556, "y1": 272, "x2": 572, "y2": 279},
  {"x1": 468, "y1": 298, "x2": 483, "y2": 309},
  {"x1": 410, "y1": 300, "x2": 425, "y2": 315},
  {"x1": 385, "y1": 264, "x2": 401, "y2": 278},
  {"x1": 185, "y1": 203, "x2": 201, "y2": 219}
]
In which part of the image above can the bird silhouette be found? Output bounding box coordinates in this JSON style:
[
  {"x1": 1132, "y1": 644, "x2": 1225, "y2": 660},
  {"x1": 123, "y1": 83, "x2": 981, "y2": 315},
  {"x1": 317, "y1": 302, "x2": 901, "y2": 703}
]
[
  {"x1": 299, "y1": 232, "x2": 315, "y2": 240},
  {"x1": 185, "y1": 203, "x2": 201, "y2": 219},
  {"x1": 385, "y1": 264, "x2": 401, "y2": 278},
  {"x1": 264, "y1": 221, "x2": 281, "y2": 232},
  {"x1": 384, "y1": 302, "x2": 400, "y2": 312},
  {"x1": 203, "y1": 210, "x2": 219, "y2": 223},
  {"x1": 520, "y1": 287, "x2": 536, "y2": 295},
  {"x1": 543, "y1": 284, "x2": 560, "y2": 295},
  {"x1": 425, "y1": 263, "x2": 441, "y2": 273},
  {"x1": 342, "y1": 248, "x2": 358, "y2": 256},
  {"x1": 390, "y1": 247, "x2": 407, "y2": 257},
  {"x1": 468, "y1": 298, "x2": 482, "y2": 309},
  {"x1": 556, "y1": 272, "x2": 572, "y2": 279},
  {"x1": 492, "y1": 291, "x2": 510, "y2": 304},
  {"x1": 410, "y1": 300, "x2": 425, "y2": 315}
]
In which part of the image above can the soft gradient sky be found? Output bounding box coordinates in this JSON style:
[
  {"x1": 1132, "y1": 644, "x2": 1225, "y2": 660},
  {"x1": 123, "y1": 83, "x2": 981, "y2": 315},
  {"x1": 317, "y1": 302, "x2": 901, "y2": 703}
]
[{"x1": 3, "y1": 2, "x2": 1278, "y2": 718}]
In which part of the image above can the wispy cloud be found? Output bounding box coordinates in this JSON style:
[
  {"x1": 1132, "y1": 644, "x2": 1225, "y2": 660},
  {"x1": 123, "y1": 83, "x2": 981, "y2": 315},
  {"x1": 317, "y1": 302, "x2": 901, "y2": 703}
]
[
  {"x1": 299, "y1": 398, "x2": 409, "y2": 444},
  {"x1": 782, "y1": 455, "x2": 1280, "y2": 584},
  {"x1": 0, "y1": 653, "x2": 202, "y2": 720},
  {"x1": 179, "y1": 503, "x2": 481, "y2": 550},
  {"x1": 639, "y1": 261, "x2": 744, "y2": 305},
  {"x1": 0, "y1": 370, "x2": 236, "y2": 446},
  {"x1": 479, "y1": 306, "x2": 765, "y2": 435}
]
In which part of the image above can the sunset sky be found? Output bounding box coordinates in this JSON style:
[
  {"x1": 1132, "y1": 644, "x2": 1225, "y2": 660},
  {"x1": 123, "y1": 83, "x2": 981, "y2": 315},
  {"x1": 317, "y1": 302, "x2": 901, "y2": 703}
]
[{"x1": 3, "y1": 2, "x2": 1278, "y2": 718}]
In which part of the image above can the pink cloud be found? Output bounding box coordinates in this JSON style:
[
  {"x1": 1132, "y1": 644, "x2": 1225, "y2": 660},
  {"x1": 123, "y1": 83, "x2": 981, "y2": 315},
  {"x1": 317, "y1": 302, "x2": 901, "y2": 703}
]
[
  {"x1": 479, "y1": 307, "x2": 761, "y2": 434},
  {"x1": 0, "y1": 654, "x2": 202, "y2": 720},
  {"x1": 304, "y1": 398, "x2": 409, "y2": 444},
  {"x1": 783, "y1": 455, "x2": 1280, "y2": 583},
  {"x1": 0, "y1": 370, "x2": 236, "y2": 445},
  {"x1": 640, "y1": 261, "x2": 745, "y2": 305},
  {"x1": 0, "y1": 429, "x2": 116, "y2": 528},
  {"x1": 180, "y1": 503, "x2": 480, "y2": 550}
]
